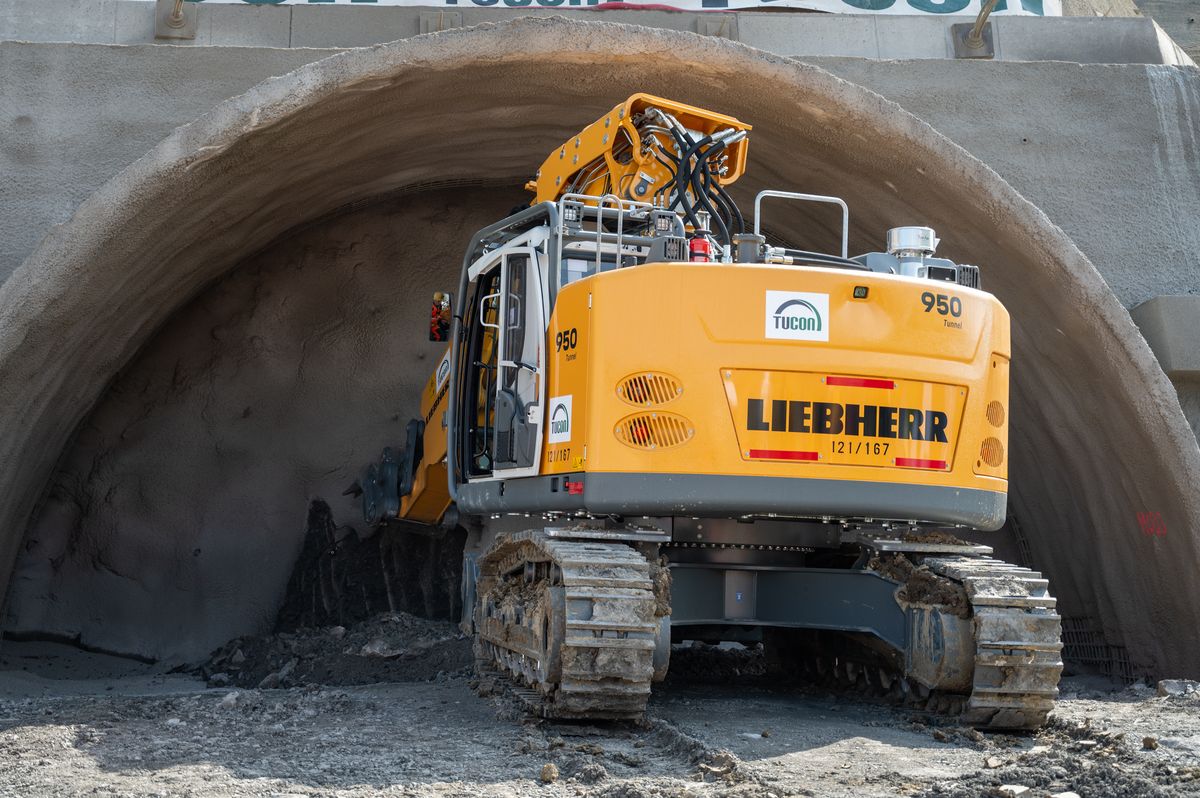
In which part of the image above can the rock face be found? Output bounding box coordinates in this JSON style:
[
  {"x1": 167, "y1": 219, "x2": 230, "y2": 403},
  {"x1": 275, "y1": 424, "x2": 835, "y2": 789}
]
[
  {"x1": 0, "y1": 18, "x2": 1198, "y2": 676},
  {"x1": 3, "y1": 188, "x2": 516, "y2": 662}
]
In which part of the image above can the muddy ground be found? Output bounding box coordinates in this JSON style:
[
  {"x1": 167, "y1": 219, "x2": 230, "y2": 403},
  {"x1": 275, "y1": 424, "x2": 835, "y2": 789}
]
[{"x1": 1, "y1": 639, "x2": 1198, "y2": 798}]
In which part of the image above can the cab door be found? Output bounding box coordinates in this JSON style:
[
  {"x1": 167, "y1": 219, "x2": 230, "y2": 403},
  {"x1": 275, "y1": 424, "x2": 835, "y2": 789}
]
[{"x1": 492, "y1": 250, "x2": 546, "y2": 475}]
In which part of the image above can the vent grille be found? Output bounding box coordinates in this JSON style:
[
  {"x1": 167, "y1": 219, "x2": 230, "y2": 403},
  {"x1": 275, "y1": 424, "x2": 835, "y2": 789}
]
[
  {"x1": 664, "y1": 237, "x2": 686, "y2": 261},
  {"x1": 980, "y1": 436, "x2": 1005, "y2": 467},
  {"x1": 957, "y1": 264, "x2": 981, "y2": 289},
  {"x1": 617, "y1": 372, "x2": 681, "y2": 407},
  {"x1": 985, "y1": 400, "x2": 1006, "y2": 427},
  {"x1": 614, "y1": 412, "x2": 694, "y2": 450}
]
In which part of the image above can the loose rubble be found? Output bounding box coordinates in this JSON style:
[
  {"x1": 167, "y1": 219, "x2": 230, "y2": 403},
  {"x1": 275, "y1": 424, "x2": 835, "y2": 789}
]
[
  {"x1": 198, "y1": 610, "x2": 472, "y2": 688},
  {"x1": 1156, "y1": 679, "x2": 1199, "y2": 697}
]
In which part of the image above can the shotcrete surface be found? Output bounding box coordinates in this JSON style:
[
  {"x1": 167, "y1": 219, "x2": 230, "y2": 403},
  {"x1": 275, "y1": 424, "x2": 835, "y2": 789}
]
[
  {"x1": 1, "y1": 18, "x2": 1198, "y2": 677},
  {"x1": 4, "y1": 189, "x2": 518, "y2": 660}
]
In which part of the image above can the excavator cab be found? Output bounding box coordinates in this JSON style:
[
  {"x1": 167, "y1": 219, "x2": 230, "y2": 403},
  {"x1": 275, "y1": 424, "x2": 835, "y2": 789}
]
[{"x1": 461, "y1": 243, "x2": 546, "y2": 476}]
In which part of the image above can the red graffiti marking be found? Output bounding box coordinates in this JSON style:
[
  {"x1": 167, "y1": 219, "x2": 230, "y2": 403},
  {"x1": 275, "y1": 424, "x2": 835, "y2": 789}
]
[{"x1": 1137, "y1": 511, "x2": 1167, "y2": 538}]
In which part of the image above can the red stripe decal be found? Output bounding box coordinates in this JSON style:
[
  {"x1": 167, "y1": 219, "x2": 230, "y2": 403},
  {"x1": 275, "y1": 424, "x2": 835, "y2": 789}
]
[
  {"x1": 895, "y1": 457, "x2": 949, "y2": 470},
  {"x1": 749, "y1": 449, "x2": 820, "y2": 461},
  {"x1": 825, "y1": 376, "x2": 895, "y2": 390}
]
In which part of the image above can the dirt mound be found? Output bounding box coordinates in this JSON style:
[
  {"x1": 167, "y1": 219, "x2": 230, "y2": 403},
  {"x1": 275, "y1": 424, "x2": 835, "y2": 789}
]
[{"x1": 199, "y1": 611, "x2": 472, "y2": 689}]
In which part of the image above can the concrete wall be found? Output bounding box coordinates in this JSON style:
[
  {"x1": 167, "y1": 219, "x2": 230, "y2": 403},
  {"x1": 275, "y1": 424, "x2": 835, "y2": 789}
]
[
  {"x1": 1, "y1": 0, "x2": 1189, "y2": 64},
  {"x1": 5, "y1": 41, "x2": 1199, "y2": 308},
  {"x1": 1136, "y1": 0, "x2": 1200, "y2": 62},
  {"x1": 0, "y1": 43, "x2": 331, "y2": 280},
  {"x1": 1, "y1": 19, "x2": 1199, "y2": 679}
]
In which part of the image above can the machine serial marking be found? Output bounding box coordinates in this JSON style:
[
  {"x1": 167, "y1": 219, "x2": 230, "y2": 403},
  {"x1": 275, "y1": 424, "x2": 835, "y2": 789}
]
[
  {"x1": 747, "y1": 398, "x2": 949, "y2": 442},
  {"x1": 831, "y1": 440, "x2": 890, "y2": 456},
  {"x1": 547, "y1": 447, "x2": 572, "y2": 463}
]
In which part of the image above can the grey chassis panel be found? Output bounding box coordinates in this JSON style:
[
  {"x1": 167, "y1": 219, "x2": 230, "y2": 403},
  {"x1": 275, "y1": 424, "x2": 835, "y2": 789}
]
[
  {"x1": 670, "y1": 566, "x2": 908, "y2": 651},
  {"x1": 456, "y1": 472, "x2": 1006, "y2": 531}
]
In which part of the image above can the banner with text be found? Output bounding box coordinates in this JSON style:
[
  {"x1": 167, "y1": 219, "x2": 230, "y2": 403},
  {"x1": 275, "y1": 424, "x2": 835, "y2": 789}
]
[{"x1": 189, "y1": 0, "x2": 1061, "y2": 17}]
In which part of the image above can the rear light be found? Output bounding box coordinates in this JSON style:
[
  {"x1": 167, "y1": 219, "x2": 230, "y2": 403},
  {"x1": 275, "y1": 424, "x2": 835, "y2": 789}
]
[
  {"x1": 825, "y1": 376, "x2": 895, "y2": 390},
  {"x1": 748, "y1": 449, "x2": 819, "y2": 461},
  {"x1": 895, "y1": 457, "x2": 949, "y2": 470}
]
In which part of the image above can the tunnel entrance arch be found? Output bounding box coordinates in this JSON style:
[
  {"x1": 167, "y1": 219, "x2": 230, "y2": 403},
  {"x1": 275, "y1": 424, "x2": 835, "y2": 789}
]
[{"x1": 1, "y1": 17, "x2": 1197, "y2": 676}]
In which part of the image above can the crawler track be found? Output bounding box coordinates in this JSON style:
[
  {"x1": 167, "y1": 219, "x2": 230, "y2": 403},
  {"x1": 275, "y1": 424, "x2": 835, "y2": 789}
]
[
  {"x1": 806, "y1": 552, "x2": 1063, "y2": 730},
  {"x1": 925, "y1": 555, "x2": 1063, "y2": 729},
  {"x1": 475, "y1": 530, "x2": 660, "y2": 719}
]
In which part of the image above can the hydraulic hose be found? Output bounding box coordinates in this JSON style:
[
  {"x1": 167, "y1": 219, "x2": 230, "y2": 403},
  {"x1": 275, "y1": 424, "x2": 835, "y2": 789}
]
[{"x1": 688, "y1": 142, "x2": 730, "y2": 246}]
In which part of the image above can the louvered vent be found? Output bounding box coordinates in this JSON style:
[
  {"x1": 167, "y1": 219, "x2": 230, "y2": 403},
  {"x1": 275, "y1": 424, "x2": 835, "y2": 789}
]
[
  {"x1": 980, "y1": 437, "x2": 1005, "y2": 468},
  {"x1": 617, "y1": 372, "x2": 682, "y2": 407},
  {"x1": 985, "y1": 400, "x2": 1006, "y2": 428},
  {"x1": 614, "y1": 412, "x2": 695, "y2": 450}
]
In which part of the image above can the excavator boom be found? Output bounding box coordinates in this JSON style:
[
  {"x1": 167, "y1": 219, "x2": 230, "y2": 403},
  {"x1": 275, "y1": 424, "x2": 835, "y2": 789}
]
[{"x1": 525, "y1": 94, "x2": 751, "y2": 243}]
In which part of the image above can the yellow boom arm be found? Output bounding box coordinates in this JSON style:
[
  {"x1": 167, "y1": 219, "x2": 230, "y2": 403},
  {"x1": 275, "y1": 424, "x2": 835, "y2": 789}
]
[{"x1": 525, "y1": 93, "x2": 752, "y2": 207}]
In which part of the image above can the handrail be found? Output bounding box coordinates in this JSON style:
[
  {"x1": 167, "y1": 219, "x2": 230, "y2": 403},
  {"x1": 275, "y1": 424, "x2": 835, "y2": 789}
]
[{"x1": 753, "y1": 190, "x2": 850, "y2": 260}]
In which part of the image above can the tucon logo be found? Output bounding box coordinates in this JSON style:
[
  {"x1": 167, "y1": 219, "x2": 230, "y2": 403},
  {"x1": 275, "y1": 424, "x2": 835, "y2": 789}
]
[
  {"x1": 765, "y1": 291, "x2": 830, "y2": 341},
  {"x1": 548, "y1": 395, "x2": 573, "y2": 444}
]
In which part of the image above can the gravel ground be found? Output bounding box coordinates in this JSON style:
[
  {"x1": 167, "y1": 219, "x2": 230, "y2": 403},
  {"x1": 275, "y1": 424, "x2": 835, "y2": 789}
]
[{"x1": 0, "y1": 641, "x2": 1197, "y2": 798}]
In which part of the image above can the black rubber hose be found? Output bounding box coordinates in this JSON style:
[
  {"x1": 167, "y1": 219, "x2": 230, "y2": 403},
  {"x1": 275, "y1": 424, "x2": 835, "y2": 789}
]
[
  {"x1": 713, "y1": 174, "x2": 745, "y2": 235},
  {"x1": 696, "y1": 163, "x2": 729, "y2": 246},
  {"x1": 701, "y1": 164, "x2": 735, "y2": 237},
  {"x1": 688, "y1": 144, "x2": 730, "y2": 246},
  {"x1": 669, "y1": 129, "x2": 709, "y2": 230},
  {"x1": 651, "y1": 150, "x2": 679, "y2": 206}
]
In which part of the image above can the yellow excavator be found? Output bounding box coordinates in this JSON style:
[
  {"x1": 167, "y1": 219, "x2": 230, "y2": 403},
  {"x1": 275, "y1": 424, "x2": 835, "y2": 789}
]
[{"x1": 352, "y1": 94, "x2": 1062, "y2": 728}]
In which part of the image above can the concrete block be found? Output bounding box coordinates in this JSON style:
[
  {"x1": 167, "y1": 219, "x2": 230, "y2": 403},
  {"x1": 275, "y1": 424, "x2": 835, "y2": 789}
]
[
  {"x1": 290, "y1": 5, "x2": 417, "y2": 48},
  {"x1": 1131, "y1": 295, "x2": 1200, "y2": 378},
  {"x1": 208, "y1": 3, "x2": 290, "y2": 48},
  {"x1": 874, "y1": 15, "x2": 953, "y2": 60},
  {"x1": 995, "y1": 17, "x2": 1164, "y2": 64},
  {"x1": 697, "y1": 14, "x2": 738, "y2": 41},
  {"x1": 738, "y1": 13, "x2": 877, "y2": 58},
  {"x1": 419, "y1": 10, "x2": 462, "y2": 35},
  {"x1": 1137, "y1": 0, "x2": 1200, "y2": 63},
  {"x1": 1150, "y1": 20, "x2": 1196, "y2": 67},
  {"x1": 0, "y1": 0, "x2": 119, "y2": 44}
]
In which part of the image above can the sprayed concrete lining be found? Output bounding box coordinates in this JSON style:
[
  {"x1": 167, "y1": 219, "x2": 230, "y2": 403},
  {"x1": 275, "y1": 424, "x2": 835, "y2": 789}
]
[{"x1": 0, "y1": 18, "x2": 1197, "y2": 675}]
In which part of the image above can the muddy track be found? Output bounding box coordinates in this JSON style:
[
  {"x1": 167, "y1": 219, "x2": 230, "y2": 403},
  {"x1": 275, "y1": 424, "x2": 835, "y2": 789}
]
[{"x1": 475, "y1": 531, "x2": 662, "y2": 720}]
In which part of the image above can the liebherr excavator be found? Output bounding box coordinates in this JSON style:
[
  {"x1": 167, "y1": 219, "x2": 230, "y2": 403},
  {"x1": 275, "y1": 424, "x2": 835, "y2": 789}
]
[{"x1": 353, "y1": 94, "x2": 1063, "y2": 729}]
